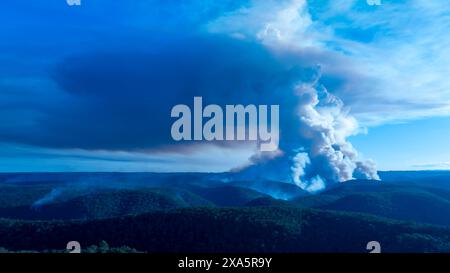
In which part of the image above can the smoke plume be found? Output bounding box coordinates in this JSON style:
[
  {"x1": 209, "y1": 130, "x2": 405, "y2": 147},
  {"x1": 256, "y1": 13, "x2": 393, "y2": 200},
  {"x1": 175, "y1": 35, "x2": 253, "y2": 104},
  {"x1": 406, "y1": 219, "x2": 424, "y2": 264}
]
[{"x1": 233, "y1": 68, "x2": 380, "y2": 192}]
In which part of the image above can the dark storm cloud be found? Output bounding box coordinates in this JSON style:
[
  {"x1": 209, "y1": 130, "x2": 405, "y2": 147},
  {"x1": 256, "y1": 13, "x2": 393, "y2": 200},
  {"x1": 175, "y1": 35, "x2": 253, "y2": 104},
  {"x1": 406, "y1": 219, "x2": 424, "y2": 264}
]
[{"x1": 16, "y1": 35, "x2": 309, "y2": 151}]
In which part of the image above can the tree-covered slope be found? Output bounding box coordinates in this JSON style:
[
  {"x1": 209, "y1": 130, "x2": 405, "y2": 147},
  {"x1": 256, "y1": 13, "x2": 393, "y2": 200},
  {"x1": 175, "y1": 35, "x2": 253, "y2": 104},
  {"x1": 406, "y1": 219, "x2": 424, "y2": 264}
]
[
  {"x1": 1, "y1": 207, "x2": 450, "y2": 253},
  {"x1": 0, "y1": 188, "x2": 214, "y2": 220},
  {"x1": 293, "y1": 180, "x2": 450, "y2": 226}
]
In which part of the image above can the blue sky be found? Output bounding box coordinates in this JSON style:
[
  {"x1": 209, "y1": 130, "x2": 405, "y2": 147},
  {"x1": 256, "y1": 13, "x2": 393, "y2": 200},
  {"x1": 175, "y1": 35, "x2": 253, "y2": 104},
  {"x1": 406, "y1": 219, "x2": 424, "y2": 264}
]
[
  {"x1": 351, "y1": 116, "x2": 450, "y2": 171},
  {"x1": 1, "y1": 0, "x2": 450, "y2": 172}
]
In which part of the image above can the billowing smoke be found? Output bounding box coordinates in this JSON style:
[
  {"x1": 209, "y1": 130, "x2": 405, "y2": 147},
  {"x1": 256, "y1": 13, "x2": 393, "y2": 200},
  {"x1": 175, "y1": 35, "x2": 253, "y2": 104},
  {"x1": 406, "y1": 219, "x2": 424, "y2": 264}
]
[
  {"x1": 231, "y1": 68, "x2": 380, "y2": 192},
  {"x1": 289, "y1": 72, "x2": 380, "y2": 190}
]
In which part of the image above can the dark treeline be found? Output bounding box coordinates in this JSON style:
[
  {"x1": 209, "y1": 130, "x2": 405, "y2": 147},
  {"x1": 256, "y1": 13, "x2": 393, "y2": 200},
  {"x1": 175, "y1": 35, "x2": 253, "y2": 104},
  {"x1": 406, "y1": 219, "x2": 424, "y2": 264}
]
[{"x1": 1, "y1": 207, "x2": 450, "y2": 253}]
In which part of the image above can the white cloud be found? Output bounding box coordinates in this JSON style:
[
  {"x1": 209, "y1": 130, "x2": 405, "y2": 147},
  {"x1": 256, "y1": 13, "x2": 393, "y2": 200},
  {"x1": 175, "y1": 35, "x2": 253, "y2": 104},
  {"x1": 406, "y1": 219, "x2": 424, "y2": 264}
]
[
  {"x1": 207, "y1": 0, "x2": 450, "y2": 126},
  {"x1": 207, "y1": 0, "x2": 320, "y2": 47},
  {"x1": 411, "y1": 162, "x2": 450, "y2": 170}
]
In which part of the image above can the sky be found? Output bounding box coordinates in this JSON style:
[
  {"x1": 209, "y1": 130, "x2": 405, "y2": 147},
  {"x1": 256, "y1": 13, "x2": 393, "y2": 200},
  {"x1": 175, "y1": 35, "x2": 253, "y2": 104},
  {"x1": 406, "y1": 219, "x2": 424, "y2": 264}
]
[{"x1": 1, "y1": 0, "x2": 450, "y2": 172}]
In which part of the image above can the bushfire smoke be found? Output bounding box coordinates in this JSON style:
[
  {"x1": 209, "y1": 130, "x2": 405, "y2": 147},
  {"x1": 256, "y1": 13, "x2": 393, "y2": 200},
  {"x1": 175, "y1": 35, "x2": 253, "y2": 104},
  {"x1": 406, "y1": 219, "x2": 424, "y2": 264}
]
[{"x1": 232, "y1": 68, "x2": 380, "y2": 192}]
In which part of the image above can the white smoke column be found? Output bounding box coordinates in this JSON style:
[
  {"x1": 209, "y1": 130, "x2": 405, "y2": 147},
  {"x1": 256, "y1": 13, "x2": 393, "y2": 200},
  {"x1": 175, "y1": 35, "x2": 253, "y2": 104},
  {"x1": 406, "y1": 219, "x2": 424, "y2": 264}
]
[
  {"x1": 291, "y1": 152, "x2": 310, "y2": 188},
  {"x1": 290, "y1": 76, "x2": 380, "y2": 190},
  {"x1": 233, "y1": 70, "x2": 381, "y2": 192},
  {"x1": 355, "y1": 159, "x2": 380, "y2": 180},
  {"x1": 291, "y1": 152, "x2": 327, "y2": 192}
]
